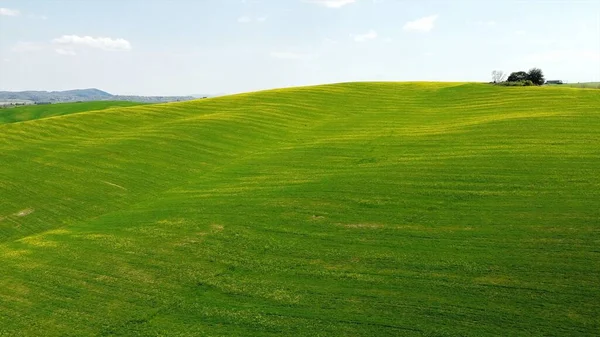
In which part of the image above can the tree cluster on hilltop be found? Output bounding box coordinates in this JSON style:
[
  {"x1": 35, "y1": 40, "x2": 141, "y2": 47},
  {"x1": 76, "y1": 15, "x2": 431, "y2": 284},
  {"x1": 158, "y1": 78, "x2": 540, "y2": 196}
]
[{"x1": 491, "y1": 68, "x2": 545, "y2": 86}]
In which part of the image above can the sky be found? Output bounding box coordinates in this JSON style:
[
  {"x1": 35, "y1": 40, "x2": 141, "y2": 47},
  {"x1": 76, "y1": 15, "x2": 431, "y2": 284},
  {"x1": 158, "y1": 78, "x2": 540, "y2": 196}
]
[{"x1": 0, "y1": 0, "x2": 599, "y2": 96}]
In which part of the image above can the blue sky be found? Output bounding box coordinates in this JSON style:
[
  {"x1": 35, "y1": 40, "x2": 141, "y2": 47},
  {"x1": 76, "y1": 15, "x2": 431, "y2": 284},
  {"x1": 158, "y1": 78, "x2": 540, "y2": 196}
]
[{"x1": 1, "y1": 0, "x2": 599, "y2": 95}]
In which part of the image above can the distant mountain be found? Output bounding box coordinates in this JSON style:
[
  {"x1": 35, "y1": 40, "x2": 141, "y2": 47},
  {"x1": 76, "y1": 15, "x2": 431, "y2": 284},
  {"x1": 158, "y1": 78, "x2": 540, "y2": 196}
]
[
  {"x1": 0, "y1": 88, "x2": 195, "y2": 104},
  {"x1": 61, "y1": 88, "x2": 113, "y2": 99}
]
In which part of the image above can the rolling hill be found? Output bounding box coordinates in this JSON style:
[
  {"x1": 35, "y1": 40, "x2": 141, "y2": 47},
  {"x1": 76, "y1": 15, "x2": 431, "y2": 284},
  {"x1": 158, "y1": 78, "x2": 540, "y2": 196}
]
[
  {"x1": 0, "y1": 101, "x2": 147, "y2": 124},
  {"x1": 1, "y1": 82, "x2": 599, "y2": 336}
]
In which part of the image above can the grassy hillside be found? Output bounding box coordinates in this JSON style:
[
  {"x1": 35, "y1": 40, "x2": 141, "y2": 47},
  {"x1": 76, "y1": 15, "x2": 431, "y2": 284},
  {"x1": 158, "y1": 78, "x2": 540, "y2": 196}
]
[
  {"x1": 0, "y1": 101, "x2": 146, "y2": 124},
  {"x1": 1, "y1": 82, "x2": 599, "y2": 336}
]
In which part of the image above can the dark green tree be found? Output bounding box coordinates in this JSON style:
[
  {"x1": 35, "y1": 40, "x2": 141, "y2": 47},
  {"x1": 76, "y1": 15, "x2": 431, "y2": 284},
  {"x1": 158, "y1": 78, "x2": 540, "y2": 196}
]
[
  {"x1": 507, "y1": 71, "x2": 528, "y2": 82},
  {"x1": 527, "y1": 68, "x2": 545, "y2": 86}
]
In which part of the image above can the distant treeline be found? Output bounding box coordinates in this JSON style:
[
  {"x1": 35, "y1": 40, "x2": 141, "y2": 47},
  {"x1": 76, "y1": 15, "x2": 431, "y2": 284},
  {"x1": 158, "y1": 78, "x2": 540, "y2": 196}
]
[{"x1": 491, "y1": 68, "x2": 546, "y2": 86}]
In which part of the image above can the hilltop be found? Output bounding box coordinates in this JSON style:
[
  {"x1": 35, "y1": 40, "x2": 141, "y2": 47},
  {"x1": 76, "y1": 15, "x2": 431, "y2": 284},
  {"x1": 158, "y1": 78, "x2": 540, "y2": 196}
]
[{"x1": 1, "y1": 82, "x2": 599, "y2": 336}]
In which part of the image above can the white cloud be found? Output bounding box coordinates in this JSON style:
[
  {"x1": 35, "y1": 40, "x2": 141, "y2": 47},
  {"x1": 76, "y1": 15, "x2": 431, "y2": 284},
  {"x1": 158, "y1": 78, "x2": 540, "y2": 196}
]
[
  {"x1": 270, "y1": 51, "x2": 315, "y2": 60},
  {"x1": 526, "y1": 50, "x2": 600, "y2": 63},
  {"x1": 354, "y1": 30, "x2": 378, "y2": 42},
  {"x1": 10, "y1": 42, "x2": 43, "y2": 53},
  {"x1": 305, "y1": 0, "x2": 356, "y2": 8},
  {"x1": 403, "y1": 14, "x2": 439, "y2": 32},
  {"x1": 52, "y1": 35, "x2": 132, "y2": 51},
  {"x1": 55, "y1": 48, "x2": 77, "y2": 56},
  {"x1": 0, "y1": 7, "x2": 20, "y2": 16}
]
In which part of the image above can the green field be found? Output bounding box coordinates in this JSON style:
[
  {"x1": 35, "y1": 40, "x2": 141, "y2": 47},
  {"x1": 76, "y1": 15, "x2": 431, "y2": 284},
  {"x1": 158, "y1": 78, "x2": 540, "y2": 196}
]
[
  {"x1": 1, "y1": 82, "x2": 599, "y2": 336},
  {"x1": 0, "y1": 101, "x2": 146, "y2": 124}
]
